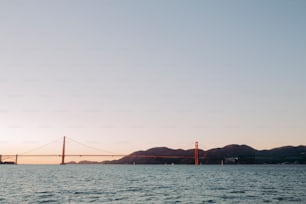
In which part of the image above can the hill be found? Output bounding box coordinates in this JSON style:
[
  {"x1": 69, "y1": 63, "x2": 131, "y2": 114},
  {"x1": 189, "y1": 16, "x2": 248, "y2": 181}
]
[{"x1": 101, "y1": 145, "x2": 306, "y2": 164}]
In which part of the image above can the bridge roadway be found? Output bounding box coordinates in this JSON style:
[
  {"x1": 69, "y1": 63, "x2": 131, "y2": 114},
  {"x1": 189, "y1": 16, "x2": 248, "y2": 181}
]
[{"x1": 1, "y1": 154, "x2": 194, "y2": 158}]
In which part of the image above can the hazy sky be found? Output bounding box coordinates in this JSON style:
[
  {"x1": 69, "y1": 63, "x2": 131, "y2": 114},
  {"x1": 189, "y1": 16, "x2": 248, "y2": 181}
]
[{"x1": 1, "y1": 0, "x2": 306, "y2": 157}]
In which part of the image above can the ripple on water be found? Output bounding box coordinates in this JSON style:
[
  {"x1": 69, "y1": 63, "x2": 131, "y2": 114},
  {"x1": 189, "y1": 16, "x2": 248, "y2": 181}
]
[
  {"x1": 202, "y1": 199, "x2": 217, "y2": 204},
  {"x1": 38, "y1": 199, "x2": 59, "y2": 203},
  {"x1": 274, "y1": 196, "x2": 302, "y2": 202},
  {"x1": 229, "y1": 190, "x2": 246, "y2": 194}
]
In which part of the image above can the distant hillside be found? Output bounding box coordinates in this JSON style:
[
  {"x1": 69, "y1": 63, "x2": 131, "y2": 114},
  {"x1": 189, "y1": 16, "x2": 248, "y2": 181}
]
[
  {"x1": 103, "y1": 147, "x2": 204, "y2": 165},
  {"x1": 101, "y1": 145, "x2": 306, "y2": 165}
]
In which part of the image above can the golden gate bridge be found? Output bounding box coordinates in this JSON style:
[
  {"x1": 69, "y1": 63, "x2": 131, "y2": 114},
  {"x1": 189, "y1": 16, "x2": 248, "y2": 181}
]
[{"x1": 0, "y1": 136, "x2": 200, "y2": 165}]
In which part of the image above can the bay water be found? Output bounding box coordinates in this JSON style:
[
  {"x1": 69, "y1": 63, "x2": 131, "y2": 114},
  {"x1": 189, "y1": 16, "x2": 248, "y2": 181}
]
[{"x1": 1, "y1": 165, "x2": 306, "y2": 203}]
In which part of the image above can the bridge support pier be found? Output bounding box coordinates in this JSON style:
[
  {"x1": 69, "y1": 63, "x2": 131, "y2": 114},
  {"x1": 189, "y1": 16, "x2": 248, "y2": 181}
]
[
  {"x1": 0, "y1": 155, "x2": 2, "y2": 163},
  {"x1": 61, "y1": 136, "x2": 66, "y2": 165},
  {"x1": 195, "y1": 141, "x2": 199, "y2": 165},
  {"x1": 15, "y1": 154, "x2": 18, "y2": 165}
]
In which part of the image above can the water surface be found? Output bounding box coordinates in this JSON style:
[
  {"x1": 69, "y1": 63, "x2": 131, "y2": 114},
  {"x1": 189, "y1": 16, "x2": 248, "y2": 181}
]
[{"x1": 1, "y1": 165, "x2": 306, "y2": 203}]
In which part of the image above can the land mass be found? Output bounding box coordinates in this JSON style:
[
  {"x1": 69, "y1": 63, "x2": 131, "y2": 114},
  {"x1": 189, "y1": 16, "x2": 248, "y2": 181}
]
[{"x1": 66, "y1": 144, "x2": 306, "y2": 165}]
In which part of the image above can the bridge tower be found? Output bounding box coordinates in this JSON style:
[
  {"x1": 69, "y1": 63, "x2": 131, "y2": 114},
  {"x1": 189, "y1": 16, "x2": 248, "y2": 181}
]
[
  {"x1": 195, "y1": 141, "x2": 199, "y2": 165},
  {"x1": 61, "y1": 136, "x2": 66, "y2": 165}
]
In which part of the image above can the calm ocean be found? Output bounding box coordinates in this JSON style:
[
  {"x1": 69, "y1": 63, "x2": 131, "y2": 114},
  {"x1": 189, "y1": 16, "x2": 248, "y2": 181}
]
[{"x1": 1, "y1": 165, "x2": 306, "y2": 203}]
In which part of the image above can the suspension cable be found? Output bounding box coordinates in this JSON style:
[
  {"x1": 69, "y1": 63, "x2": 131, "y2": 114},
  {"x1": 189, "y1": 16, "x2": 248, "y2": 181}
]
[
  {"x1": 19, "y1": 137, "x2": 62, "y2": 155},
  {"x1": 66, "y1": 137, "x2": 119, "y2": 155}
]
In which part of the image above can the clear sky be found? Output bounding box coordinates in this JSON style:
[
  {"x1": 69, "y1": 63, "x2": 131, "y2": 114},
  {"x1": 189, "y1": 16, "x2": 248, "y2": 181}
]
[{"x1": 0, "y1": 0, "x2": 306, "y2": 160}]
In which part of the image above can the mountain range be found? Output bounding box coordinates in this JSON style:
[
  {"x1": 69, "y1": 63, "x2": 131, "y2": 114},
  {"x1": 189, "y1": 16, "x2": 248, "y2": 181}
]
[{"x1": 68, "y1": 144, "x2": 306, "y2": 165}]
